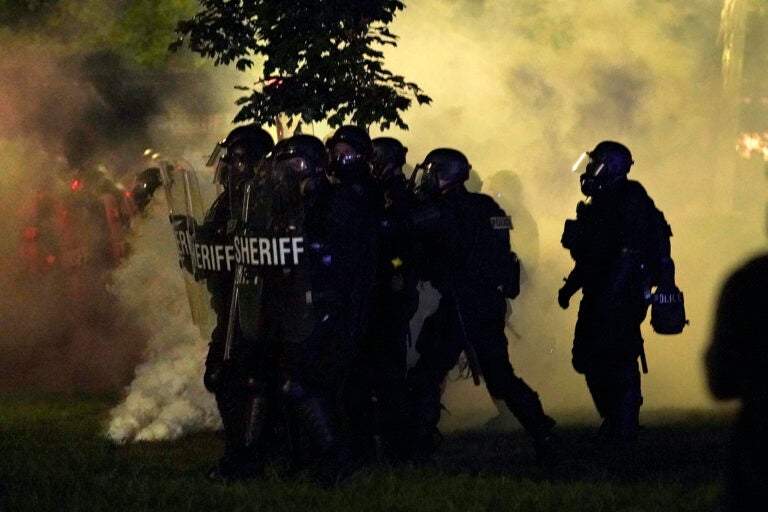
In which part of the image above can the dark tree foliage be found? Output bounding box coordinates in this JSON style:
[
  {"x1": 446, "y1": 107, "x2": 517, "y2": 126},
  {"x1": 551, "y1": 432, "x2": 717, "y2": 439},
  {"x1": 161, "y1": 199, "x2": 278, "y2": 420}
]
[
  {"x1": 0, "y1": 0, "x2": 59, "y2": 30},
  {"x1": 170, "y1": 0, "x2": 431, "y2": 129}
]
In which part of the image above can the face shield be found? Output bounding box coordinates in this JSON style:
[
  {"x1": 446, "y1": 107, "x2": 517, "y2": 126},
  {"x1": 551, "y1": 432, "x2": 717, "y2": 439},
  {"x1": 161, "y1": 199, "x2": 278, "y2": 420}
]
[
  {"x1": 408, "y1": 162, "x2": 440, "y2": 201},
  {"x1": 228, "y1": 147, "x2": 253, "y2": 179},
  {"x1": 275, "y1": 155, "x2": 311, "y2": 180},
  {"x1": 372, "y1": 158, "x2": 404, "y2": 185},
  {"x1": 213, "y1": 155, "x2": 227, "y2": 185},
  {"x1": 213, "y1": 145, "x2": 257, "y2": 190},
  {"x1": 571, "y1": 150, "x2": 606, "y2": 197},
  {"x1": 328, "y1": 142, "x2": 368, "y2": 182},
  {"x1": 571, "y1": 150, "x2": 606, "y2": 176}
]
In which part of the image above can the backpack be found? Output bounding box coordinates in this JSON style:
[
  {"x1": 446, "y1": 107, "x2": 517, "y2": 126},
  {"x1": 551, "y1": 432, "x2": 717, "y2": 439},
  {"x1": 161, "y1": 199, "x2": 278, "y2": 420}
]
[{"x1": 466, "y1": 194, "x2": 521, "y2": 298}]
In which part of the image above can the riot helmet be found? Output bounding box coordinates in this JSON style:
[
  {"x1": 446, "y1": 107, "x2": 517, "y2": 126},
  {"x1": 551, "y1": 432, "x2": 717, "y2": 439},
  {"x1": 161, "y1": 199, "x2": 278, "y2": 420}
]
[
  {"x1": 325, "y1": 125, "x2": 373, "y2": 182},
  {"x1": 371, "y1": 136, "x2": 408, "y2": 184},
  {"x1": 578, "y1": 140, "x2": 633, "y2": 196},
  {"x1": 130, "y1": 167, "x2": 162, "y2": 213},
  {"x1": 273, "y1": 134, "x2": 328, "y2": 180},
  {"x1": 414, "y1": 148, "x2": 471, "y2": 198},
  {"x1": 213, "y1": 124, "x2": 274, "y2": 189}
]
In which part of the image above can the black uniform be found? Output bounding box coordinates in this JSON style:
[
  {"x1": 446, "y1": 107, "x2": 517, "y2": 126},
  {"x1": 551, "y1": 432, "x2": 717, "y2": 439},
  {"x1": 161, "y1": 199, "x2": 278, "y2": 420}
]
[
  {"x1": 560, "y1": 141, "x2": 657, "y2": 446},
  {"x1": 706, "y1": 254, "x2": 768, "y2": 512},
  {"x1": 201, "y1": 192, "x2": 266, "y2": 480},
  {"x1": 200, "y1": 124, "x2": 274, "y2": 482},
  {"x1": 408, "y1": 184, "x2": 558, "y2": 463},
  {"x1": 234, "y1": 147, "x2": 330, "y2": 476},
  {"x1": 283, "y1": 126, "x2": 381, "y2": 485},
  {"x1": 346, "y1": 173, "x2": 418, "y2": 463}
]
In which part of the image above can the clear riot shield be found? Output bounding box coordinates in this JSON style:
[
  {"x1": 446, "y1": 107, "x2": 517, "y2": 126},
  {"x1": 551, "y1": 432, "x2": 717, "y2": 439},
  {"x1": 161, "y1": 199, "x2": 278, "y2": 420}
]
[
  {"x1": 231, "y1": 178, "x2": 264, "y2": 346},
  {"x1": 234, "y1": 157, "x2": 314, "y2": 347},
  {"x1": 158, "y1": 159, "x2": 216, "y2": 340},
  {"x1": 229, "y1": 156, "x2": 279, "y2": 348}
]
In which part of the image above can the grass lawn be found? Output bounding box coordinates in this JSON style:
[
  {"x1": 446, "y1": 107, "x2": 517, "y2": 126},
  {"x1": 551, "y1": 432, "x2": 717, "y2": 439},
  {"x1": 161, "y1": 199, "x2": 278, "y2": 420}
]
[{"x1": 0, "y1": 393, "x2": 731, "y2": 511}]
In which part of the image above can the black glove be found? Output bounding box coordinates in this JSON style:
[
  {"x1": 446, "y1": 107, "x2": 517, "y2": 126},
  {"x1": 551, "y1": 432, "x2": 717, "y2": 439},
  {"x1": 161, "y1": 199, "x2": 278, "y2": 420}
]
[
  {"x1": 203, "y1": 362, "x2": 229, "y2": 393},
  {"x1": 558, "y1": 273, "x2": 582, "y2": 309}
]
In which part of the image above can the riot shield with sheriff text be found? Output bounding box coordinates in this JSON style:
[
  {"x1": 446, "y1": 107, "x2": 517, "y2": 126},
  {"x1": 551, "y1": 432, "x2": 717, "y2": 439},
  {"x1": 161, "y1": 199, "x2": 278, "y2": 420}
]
[
  {"x1": 158, "y1": 159, "x2": 216, "y2": 340},
  {"x1": 234, "y1": 156, "x2": 314, "y2": 348}
]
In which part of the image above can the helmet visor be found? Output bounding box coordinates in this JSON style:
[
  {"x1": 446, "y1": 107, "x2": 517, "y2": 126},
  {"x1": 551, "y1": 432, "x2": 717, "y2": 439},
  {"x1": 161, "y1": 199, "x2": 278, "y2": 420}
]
[
  {"x1": 275, "y1": 156, "x2": 311, "y2": 179},
  {"x1": 571, "y1": 150, "x2": 606, "y2": 177},
  {"x1": 409, "y1": 163, "x2": 439, "y2": 199},
  {"x1": 213, "y1": 155, "x2": 227, "y2": 185}
]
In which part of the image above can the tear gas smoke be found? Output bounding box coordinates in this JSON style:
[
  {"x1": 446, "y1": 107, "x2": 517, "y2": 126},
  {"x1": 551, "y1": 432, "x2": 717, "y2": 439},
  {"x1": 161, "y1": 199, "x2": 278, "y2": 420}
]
[
  {"x1": 0, "y1": 141, "x2": 148, "y2": 395},
  {"x1": 371, "y1": 0, "x2": 767, "y2": 430},
  {"x1": 0, "y1": 18, "x2": 235, "y2": 427},
  {"x1": 105, "y1": 199, "x2": 219, "y2": 443},
  {"x1": 3, "y1": 1, "x2": 766, "y2": 442}
]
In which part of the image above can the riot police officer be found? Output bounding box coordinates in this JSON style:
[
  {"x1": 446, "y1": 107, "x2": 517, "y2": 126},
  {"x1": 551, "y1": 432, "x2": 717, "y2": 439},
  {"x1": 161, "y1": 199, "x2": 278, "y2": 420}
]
[
  {"x1": 282, "y1": 125, "x2": 381, "y2": 485},
  {"x1": 200, "y1": 124, "x2": 274, "y2": 482},
  {"x1": 233, "y1": 133, "x2": 334, "y2": 478},
  {"x1": 129, "y1": 167, "x2": 162, "y2": 214},
  {"x1": 407, "y1": 148, "x2": 562, "y2": 465},
  {"x1": 559, "y1": 140, "x2": 658, "y2": 447},
  {"x1": 344, "y1": 136, "x2": 418, "y2": 464}
]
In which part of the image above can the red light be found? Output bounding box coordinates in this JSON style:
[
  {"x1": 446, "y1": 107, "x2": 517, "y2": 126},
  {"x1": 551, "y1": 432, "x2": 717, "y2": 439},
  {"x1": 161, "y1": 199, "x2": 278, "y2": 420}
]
[
  {"x1": 125, "y1": 190, "x2": 131, "y2": 197},
  {"x1": 71, "y1": 179, "x2": 79, "y2": 190}
]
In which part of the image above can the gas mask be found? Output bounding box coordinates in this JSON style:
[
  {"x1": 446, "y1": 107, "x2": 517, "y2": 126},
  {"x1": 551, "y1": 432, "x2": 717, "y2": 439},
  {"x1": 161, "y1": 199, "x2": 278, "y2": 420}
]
[
  {"x1": 572, "y1": 142, "x2": 632, "y2": 197},
  {"x1": 409, "y1": 164, "x2": 440, "y2": 201},
  {"x1": 329, "y1": 155, "x2": 369, "y2": 183}
]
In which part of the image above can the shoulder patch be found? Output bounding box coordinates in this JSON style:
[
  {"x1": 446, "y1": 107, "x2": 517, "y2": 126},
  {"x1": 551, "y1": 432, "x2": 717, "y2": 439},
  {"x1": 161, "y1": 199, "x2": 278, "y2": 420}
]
[{"x1": 490, "y1": 215, "x2": 513, "y2": 230}]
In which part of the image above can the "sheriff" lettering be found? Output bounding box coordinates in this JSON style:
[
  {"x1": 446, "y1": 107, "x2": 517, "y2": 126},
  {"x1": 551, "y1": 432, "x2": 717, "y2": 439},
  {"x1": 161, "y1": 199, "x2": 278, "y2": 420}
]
[
  {"x1": 234, "y1": 236, "x2": 304, "y2": 266},
  {"x1": 174, "y1": 228, "x2": 191, "y2": 257},
  {"x1": 194, "y1": 242, "x2": 236, "y2": 272}
]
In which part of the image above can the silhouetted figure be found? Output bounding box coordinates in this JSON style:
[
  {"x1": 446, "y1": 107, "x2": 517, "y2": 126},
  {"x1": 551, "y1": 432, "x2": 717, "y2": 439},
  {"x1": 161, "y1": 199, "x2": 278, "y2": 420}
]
[
  {"x1": 483, "y1": 170, "x2": 547, "y2": 428},
  {"x1": 559, "y1": 140, "x2": 673, "y2": 446},
  {"x1": 0, "y1": 477, "x2": 7, "y2": 511},
  {"x1": 408, "y1": 148, "x2": 562, "y2": 465},
  {"x1": 347, "y1": 136, "x2": 419, "y2": 463},
  {"x1": 706, "y1": 253, "x2": 768, "y2": 512}
]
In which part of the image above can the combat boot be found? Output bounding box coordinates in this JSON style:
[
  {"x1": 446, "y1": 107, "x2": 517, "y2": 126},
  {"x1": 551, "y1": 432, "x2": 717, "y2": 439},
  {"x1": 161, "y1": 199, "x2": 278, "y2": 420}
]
[
  {"x1": 283, "y1": 379, "x2": 364, "y2": 486},
  {"x1": 534, "y1": 431, "x2": 569, "y2": 466}
]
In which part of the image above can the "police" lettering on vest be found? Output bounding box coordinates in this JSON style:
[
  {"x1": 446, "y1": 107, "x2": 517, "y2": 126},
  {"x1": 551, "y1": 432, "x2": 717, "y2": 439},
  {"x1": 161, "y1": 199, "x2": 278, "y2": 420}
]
[
  {"x1": 234, "y1": 236, "x2": 305, "y2": 266},
  {"x1": 490, "y1": 216, "x2": 513, "y2": 230},
  {"x1": 652, "y1": 291, "x2": 684, "y2": 305}
]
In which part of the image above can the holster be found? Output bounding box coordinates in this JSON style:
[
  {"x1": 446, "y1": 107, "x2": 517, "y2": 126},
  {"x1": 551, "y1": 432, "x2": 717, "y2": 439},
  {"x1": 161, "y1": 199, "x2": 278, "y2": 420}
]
[{"x1": 501, "y1": 251, "x2": 521, "y2": 299}]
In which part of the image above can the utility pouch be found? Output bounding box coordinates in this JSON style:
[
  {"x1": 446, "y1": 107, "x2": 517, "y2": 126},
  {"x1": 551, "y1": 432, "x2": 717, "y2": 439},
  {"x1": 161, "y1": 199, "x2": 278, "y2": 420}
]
[{"x1": 560, "y1": 218, "x2": 581, "y2": 250}]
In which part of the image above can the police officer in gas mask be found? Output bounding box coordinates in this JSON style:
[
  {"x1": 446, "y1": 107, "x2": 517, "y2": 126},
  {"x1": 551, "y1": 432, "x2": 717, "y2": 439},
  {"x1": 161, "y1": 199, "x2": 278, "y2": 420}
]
[
  {"x1": 200, "y1": 124, "x2": 274, "y2": 482},
  {"x1": 226, "y1": 133, "x2": 333, "y2": 478},
  {"x1": 283, "y1": 125, "x2": 381, "y2": 485},
  {"x1": 407, "y1": 148, "x2": 562, "y2": 465},
  {"x1": 559, "y1": 140, "x2": 660, "y2": 447},
  {"x1": 342, "y1": 136, "x2": 418, "y2": 464}
]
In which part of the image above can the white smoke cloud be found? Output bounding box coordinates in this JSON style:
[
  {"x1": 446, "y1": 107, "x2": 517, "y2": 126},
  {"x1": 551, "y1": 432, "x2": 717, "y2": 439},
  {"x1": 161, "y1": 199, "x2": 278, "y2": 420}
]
[{"x1": 105, "y1": 196, "x2": 220, "y2": 443}]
